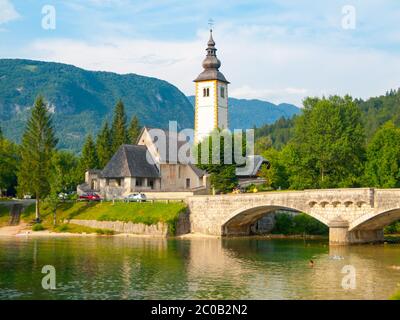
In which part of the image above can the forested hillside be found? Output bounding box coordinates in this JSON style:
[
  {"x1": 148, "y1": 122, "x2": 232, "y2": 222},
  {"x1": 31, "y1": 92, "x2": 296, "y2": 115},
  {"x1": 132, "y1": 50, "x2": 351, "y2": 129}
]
[{"x1": 0, "y1": 59, "x2": 194, "y2": 151}]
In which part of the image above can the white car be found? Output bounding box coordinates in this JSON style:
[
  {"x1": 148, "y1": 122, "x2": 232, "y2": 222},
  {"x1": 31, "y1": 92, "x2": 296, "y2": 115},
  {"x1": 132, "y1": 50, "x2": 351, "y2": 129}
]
[
  {"x1": 125, "y1": 193, "x2": 147, "y2": 202},
  {"x1": 58, "y1": 192, "x2": 68, "y2": 200}
]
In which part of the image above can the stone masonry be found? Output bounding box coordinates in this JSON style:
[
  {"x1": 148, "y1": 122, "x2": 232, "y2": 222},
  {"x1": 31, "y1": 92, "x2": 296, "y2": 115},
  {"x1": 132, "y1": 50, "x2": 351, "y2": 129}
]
[{"x1": 186, "y1": 188, "x2": 400, "y2": 245}]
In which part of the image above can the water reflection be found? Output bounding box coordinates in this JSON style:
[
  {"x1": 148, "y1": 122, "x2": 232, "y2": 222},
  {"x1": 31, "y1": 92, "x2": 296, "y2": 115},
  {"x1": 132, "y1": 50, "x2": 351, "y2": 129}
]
[{"x1": 0, "y1": 236, "x2": 399, "y2": 300}]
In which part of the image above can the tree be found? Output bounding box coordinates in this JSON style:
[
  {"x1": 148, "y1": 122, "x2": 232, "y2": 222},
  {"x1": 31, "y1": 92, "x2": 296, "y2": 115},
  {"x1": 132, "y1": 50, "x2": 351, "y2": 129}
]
[
  {"x1": 0, "y1": 137, "x2": 19, "y2": 196},
  {"x1": 79, "y1": 135, "x2": 99, "y2": 176},
  {"x1": 111, "y1": 100, "x2": 128, "y2": 153},
  {"x1": 128, "y1": 115, "x2": 141, "y2": 145},
  {"x1": 255, "y1": 136, "x2": 272, "y2": 155},
  {"x1": 46, "y1": 151, "x2": 80, "y2": 227},
  {"x1": 51, "y1": 151, "x2": 81, "y2": 193},
  {"x1": 283, "y1": 96, "x2": 365, "y2": 189},
  {"x1": 196, "y1": 130, "x2": 238, "y2": 194},
  {"x1": 364, "y1": 121, "x2": 400, "y2": 188},
  {"x1": 259, "y1": 148, "x2": 289, "y2": 190},
  {"x1": 17, "y1": 96, "x2": 58, "y2": 222},
  {"x1": 96, "y1": 122, "x2": 113, "y2": 168}
]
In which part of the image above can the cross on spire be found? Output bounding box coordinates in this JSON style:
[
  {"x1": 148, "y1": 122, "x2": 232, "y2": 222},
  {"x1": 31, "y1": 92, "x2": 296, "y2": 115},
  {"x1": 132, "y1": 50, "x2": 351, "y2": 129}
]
[{"x1": 208, "y1": 18, "x2": 214, "y2": 31}]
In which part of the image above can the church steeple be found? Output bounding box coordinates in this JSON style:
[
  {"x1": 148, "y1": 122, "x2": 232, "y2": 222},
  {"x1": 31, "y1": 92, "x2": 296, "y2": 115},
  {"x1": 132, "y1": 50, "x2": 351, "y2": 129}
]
[
  {"x1": 194, "y1": 29, "x2": 229, "y2": 84},
  {"x1": 194, "y1": 28, "x2": 229, "y2": 143}
]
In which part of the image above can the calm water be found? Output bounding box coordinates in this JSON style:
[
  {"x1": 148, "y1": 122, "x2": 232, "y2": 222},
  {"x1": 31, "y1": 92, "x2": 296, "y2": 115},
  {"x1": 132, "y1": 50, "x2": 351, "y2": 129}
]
[{"x1": 0, "y1": 236, "x2": 400, "y2": 300}]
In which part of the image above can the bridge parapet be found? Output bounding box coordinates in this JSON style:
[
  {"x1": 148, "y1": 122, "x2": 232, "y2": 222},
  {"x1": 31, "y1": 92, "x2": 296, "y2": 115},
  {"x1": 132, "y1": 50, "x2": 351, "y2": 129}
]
[{"x1": 374, "y1": 189, "x2": 400, "y2": 210}]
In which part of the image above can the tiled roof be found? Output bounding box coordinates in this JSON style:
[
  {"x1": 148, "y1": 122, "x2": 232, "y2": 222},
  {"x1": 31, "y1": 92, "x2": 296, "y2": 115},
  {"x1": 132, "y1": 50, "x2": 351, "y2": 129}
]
[{"x1": 101, "y1": 145, "x2": 160, "y2": 178}]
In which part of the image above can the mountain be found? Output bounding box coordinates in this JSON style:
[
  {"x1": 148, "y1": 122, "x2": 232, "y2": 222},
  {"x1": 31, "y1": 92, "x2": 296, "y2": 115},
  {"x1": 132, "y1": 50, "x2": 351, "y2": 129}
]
[
  {"x1": 0, "y1": 59, "x2": 300, "y2": 152},
  {"x1": 187, "y1": 96, "x2": 300, "y2": 129},
  {"x1": 0, "y1": 59, "x2": 194, "y2": 152}
]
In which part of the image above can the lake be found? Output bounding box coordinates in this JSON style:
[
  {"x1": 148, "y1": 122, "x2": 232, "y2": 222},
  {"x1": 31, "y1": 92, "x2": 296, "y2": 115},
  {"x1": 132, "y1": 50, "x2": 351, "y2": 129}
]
[{"x1": 0, "y1": 236, "x2": 400, "y2": 300}]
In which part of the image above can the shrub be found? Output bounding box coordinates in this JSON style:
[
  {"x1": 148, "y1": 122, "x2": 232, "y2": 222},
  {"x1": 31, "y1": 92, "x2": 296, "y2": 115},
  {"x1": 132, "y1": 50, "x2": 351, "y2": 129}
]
[
  {"x1": 293, "y1": 214, "x2": 328, "y2": 235},
  {"x1": 384, "y1": 221, "x2": 400, "y2": 234},
  {"x1": 95, "y1": 228, "x2": 115, "y2": 235},
  {"x1": 55, "y1": 224, "x2": 69, "y2": 232},
  {"x1": 272, "y1": 213, "x2": 294, "y2": 234},
  {"x1": 272, "y1": 213, "x2": 328, "y2": 235},
  {"x1": 32, "y1": 223, "x2": 45, "y2": 231}
]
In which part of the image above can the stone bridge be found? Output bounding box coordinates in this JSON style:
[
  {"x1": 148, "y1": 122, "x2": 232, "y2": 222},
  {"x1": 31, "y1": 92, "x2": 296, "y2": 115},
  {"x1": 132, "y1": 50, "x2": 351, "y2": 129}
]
[{"x1": 186, "y1": 188, "x2": 400, "y2": 245}]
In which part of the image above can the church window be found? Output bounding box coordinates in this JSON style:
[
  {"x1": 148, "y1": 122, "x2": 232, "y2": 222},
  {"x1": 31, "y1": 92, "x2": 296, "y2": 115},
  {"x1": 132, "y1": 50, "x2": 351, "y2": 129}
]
[
  {"x1": 220, "y1": 87, "x2": 225, "y2": 98},
  {"x1": 203, "y1": 87, "x2": 210, "y2": 97}
]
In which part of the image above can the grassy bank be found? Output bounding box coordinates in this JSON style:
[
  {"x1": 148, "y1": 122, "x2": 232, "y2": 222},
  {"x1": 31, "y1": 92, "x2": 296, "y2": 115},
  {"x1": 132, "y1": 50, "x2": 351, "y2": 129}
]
[
  {"x1": 391, "y1": 292, "x2": 400, "y2": 300},
  {"x1": 0, "y1": 204, "x2": 10, "y2": 227},
  {"x1": 19, "y1": 201, "x2": 187, "y2": 235}
]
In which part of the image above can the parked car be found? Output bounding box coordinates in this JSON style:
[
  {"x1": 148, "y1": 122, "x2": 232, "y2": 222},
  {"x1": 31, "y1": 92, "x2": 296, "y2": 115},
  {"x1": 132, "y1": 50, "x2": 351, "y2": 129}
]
[
  {"x1": 125, "y1": 193, "x2": 147, "y2": 202},
  {"x1": 79, "y1": 192, "x2": 101, "y2": 201},
  {"x1": 23, "y1": 194, "x2": 32, "y2": 199},
  {"x1": 58, "y1": 192, "x2": 68, "y2": 200}
]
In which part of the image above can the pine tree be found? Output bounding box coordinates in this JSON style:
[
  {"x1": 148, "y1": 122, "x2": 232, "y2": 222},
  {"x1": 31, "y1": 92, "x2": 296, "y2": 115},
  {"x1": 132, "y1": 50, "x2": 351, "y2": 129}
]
[
  {"x1": 96, "y1": 122, "x2": 113, "y2": 168},
  {"x1": 111, "y1": 100, "x2": 128, "y2": 153},
  {"x1": 0, "y1": 125, "x2": 3, "y2": 141},
  {"x1": 128, "y1": 115, "x2": 141, "y2": 144},
  {"x1": 79, "y1": 135, "x2": 99, "y2": 174},
  {"x1": 17, "y1": 96, "x2": 58, "y2": 222}
]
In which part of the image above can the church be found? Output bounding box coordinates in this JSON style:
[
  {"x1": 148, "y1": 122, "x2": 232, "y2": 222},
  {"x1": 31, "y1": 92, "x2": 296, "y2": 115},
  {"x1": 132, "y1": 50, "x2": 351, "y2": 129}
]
[{"x1": 79, "y1": 29, "x2": 268, "y2": 199}]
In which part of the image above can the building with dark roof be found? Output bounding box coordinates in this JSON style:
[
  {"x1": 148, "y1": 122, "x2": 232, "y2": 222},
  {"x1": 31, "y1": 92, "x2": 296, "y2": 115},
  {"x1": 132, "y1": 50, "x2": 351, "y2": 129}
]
[{"x1": 79, "y1": 127, "x2": 209, "y2": 199}]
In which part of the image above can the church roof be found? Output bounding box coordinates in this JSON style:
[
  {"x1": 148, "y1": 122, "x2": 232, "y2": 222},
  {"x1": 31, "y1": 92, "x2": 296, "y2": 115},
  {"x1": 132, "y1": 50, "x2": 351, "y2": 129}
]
[
  {"x1": 101, "y1": 145, "x2": 160, "y2": 178},
  {"x1": 139, "y1": 127, "x2": 192, "y2": 163},
  {"x1": 194, "y1": 30, "x2": 229, "y2": 83},
  {"x1": 236, "y1": 155, "x2": 271, "y2": 177},
  {"x1": 136, "y1": 127, "x2": 207, "y2": 177}
]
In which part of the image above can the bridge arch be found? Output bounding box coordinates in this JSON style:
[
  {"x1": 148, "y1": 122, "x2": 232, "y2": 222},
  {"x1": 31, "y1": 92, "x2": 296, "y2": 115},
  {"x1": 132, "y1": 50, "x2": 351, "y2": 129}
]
[
  {"x1": 349, "y1": 208, "x2": 400, "y2": 231},
  {"x1": 221, "y1": 205, "x2": 329, "y2": 236}
]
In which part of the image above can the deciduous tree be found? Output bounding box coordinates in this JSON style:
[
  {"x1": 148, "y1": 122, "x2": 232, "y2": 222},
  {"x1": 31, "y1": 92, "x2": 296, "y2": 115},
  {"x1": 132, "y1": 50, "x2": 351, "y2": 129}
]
[
  {"x1": 283, "y1": 96, "x2": 365, "y2": 189},
  {"x1": 364, "y1": 121, "x2": 400, "y2": 188}
]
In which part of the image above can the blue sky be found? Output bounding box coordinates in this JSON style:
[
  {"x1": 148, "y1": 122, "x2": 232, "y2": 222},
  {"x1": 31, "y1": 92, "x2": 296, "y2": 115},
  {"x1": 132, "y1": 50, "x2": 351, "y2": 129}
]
[{"x1": 1, "y1": 0, "x2": 400, "y2": 106}]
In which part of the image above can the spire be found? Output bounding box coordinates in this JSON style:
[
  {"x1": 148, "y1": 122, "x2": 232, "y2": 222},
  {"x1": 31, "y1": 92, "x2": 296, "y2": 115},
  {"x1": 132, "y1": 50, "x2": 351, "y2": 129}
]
[
  {"x1": 194, "y1": 29, "x2": 229, "y2": 83},
  {"x1": 207, "y1": 29, "x2": 215, "y2": 48}
]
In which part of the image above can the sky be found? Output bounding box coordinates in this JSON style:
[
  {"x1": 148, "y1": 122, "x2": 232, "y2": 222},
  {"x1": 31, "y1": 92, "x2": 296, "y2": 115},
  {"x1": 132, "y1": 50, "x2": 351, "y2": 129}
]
[{"x1": 1, "y1": 0, "x2": 400, "y2": 106}]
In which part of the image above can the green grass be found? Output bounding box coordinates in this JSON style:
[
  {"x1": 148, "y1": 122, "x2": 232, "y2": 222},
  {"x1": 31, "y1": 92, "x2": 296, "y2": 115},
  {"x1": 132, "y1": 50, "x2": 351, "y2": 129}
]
[
  {"x1": 32, "y1": 223, "x2": 45, "y2": 231},
  {"x1": 390, "y1": 291, "x2": 400, "y2": 300},
  {"x1": 19, "y1": 201, "x2": 187, "y2": 235},
  {"x1": 54, "y1": 223, "x2": 115, "y2": 235},
  {"x1": 0, "y1": 204, "x2": 10, "y2": 227}
]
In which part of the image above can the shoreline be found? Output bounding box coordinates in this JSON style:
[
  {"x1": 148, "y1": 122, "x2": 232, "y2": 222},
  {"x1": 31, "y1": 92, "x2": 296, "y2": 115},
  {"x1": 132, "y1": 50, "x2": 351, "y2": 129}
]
[
  {"x1": 1, "y1": 225, "x2": 399, "y2": 242},
  {"x1": 0, "y1": 225, "x2": 327, "y2": 240}
]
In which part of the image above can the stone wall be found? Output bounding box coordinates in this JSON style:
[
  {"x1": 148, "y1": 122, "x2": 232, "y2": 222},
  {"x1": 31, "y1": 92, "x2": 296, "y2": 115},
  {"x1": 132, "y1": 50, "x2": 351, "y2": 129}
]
[
  {"x1": 70, "y1": 219, "x2": 169, "y2": 236},
  {"x1": 68, "y1": 211, "x2": 191, "y2": 237}
]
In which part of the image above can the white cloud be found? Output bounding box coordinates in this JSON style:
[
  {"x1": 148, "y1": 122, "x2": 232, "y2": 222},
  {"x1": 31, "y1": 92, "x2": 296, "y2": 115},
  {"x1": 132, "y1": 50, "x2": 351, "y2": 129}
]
[
  {"x1": 0, "y1": 0, "x2": 19, "y2": 25},
  {"x1": 23, "y1": 22, "x2": 400, "y2": 107}
]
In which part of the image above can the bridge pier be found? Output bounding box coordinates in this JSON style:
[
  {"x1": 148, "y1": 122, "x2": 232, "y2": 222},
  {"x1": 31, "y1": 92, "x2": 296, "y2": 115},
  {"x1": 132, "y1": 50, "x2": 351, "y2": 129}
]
[{"x1": 329, "y1": 218, "x2": 384, "y2": 245}]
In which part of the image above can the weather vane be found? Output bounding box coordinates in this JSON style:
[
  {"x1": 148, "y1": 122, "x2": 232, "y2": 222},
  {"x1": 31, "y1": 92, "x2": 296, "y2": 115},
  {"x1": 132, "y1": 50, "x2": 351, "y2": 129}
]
[{"x1": 208, "y1": 18, "x2": 214, "y2": 30}]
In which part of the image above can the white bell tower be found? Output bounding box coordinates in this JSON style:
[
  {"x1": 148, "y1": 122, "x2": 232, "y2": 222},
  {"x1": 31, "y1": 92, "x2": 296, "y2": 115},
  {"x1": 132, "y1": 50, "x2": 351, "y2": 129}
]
[{"x1": 194, "y1": 29, "x2": 229, "y2": 143}]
